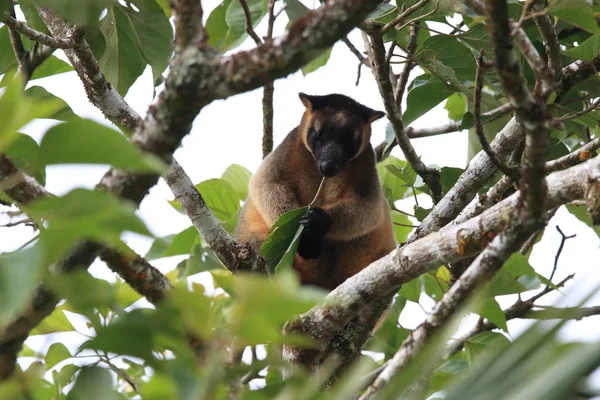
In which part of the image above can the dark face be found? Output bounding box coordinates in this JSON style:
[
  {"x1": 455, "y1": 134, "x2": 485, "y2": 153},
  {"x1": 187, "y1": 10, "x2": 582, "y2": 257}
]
[
  {"x1": 298, "y1": 93, "x2": 386, "y2": 178},
  {"x1": 306, "y1": 115, "x2": 363, "y2": 178}
]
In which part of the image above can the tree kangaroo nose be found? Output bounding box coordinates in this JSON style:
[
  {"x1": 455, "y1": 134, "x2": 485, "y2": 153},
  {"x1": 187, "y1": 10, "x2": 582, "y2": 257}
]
[{"x1": 318, "y1": 161, "x2": 338, "y2": 177}]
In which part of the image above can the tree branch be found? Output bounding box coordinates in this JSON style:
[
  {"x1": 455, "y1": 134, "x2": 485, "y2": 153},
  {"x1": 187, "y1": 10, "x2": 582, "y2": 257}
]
[
  {"x1": 163, "y1": 160, "x2": 267, "y2": 274},
  {"x1": 381, "y1": 0, "x2": 430, "y2": 34},
  {"x1": 239, "y1": 0, "x2": 262, "y2": 45},
  {"x1": 2, "y1": 14, "x2": 78, "y2": 48},
  {"x1": 262, "y1": 0, "x2": 276, "y2": 158},
  {"x1": 532, "y1": 1, "x2": 561, "y2": 88},
  {"x1": 394, "y1": 22, "x2": 419, "y2": 114},
  {"x1": 171, "y1": 0, "x2": 206, "y2": 48},
  {"x1": 364, "y1": 32, "x2": 443, "y2": 202},
  {"x1": 485, "y1": 0, "x2": 551, "y2": 226},
  {"x1": 283, "y1": 156, "x2": 599, "y2": 366},
  {"x1": 474, "y1": 50, "x2": 521, "y2": 181}
]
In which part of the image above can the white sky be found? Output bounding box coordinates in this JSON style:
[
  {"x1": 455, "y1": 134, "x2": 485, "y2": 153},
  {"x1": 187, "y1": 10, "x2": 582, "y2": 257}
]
[{"x1": 1, "y1": 0, "x2": 600, "y2": 391}]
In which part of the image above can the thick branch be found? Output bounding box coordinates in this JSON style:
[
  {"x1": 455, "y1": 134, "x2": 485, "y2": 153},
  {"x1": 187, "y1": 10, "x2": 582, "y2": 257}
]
[
  {"x1": 365, "y1": 33, "x2": 442, "y2": 202},
  {"x1": 284, "y1": 156, "x2": 599, "y2": 365}
]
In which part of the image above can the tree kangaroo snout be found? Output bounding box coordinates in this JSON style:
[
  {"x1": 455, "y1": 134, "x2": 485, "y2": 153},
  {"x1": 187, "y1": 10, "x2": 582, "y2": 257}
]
[{"x1": 236, "y1": 93, "x2": 396, "y2": 290}]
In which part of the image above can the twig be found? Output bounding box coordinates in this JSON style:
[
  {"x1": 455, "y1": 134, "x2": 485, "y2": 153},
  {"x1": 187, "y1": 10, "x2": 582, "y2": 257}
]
[
  {"x1": 474, "y1": 50, "x2": 521, "y2": 181},
  {"x1": 550, "y1": 225, "x2": 576, "y2": 281},
  {"x1": 261, "y1": 0, "x2": 276, "y2": 158},
  {"x1": 342, "y1": 37, "x2": 370, "y2": 67},
  {"x1": 238, "y1": 0, "x2": 262, "y2": 45},
  {"x1": 97, "y1": 351, "x2": 139, "y2": 393},
  {"x1": 532, "y1": 0, "x2": 561, "y2": 88},
  {"x1": 381, "y1": 0, "x2": 430, "y2": 33},
  {"x1": 394, "y1": 23, "x2": 419, "y2": 113},
  {"x1": 364, "y1": 32, "x2": 443, "y2": 202},
  {"x1": 556, "y1": 98, "x2": 600, "y2": 121},
  {"x1": 447, "y1": 273, "x2": 575, "y2": 357},
  {"x1": 6, "y1": 6, "x2": 28, "y2": 77},
  {"x1": 3, "y1": 15, "x2": 79, "y2": 49}
]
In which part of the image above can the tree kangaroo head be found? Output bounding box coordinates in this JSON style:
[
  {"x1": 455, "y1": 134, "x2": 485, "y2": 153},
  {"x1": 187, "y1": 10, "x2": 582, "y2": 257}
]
[{"x1": 298, "y1": 93, "x2": 385, "y2": 178}]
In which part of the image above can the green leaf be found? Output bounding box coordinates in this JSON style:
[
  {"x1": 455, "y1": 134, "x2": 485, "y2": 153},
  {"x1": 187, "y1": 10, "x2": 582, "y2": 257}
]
[
  {"x1": 459, "y1": 23, "x2": 494, "y2": 55},
  {"x1": 415, "y1": 35, "x2": 477, "y2": 81},
  {"x1": 0, "y1": 26, "x2": 17, "y2": 74},
  {"x1": 399, "y1": 277, "x2": 421, "y2": 302},
  {"x1": 30, "y1": 56, "x2": 73, "y2": 81},
  {"x1": 3, "y1": 132, "x2": 46, "y2": 185},
  {"x1": 439, "y1": 167, "x2": 464, "y2": 193},
  {"x1": 45, "y1": 343, "x2": 72, "y2": 370},
  {"x1": 46, "y1": 270, "x2": 116, "y2": 317},
  {"x1": 194, "y1": 179, "x2": 241, "y2": 224},
  {"x1": 32, "y1": 308, "x2": 75, "y2": 335},
  {"x1": 115, "y1": 280, "x2": 143, "y2": 309},
  {"x1": 391, "y1": 210, "x2": 413, "y2": 243},
  {"x1": 18, "y1": 0, "x2": 50, "y2": 34},
  {"x1": 566, "y1": 204, "x2": 600, "y2": 237},
  {"x1": 403, "y1": 75, "x2": 454, "y2": 126},
  {"x1": 423, "y1": 273, "x2": 448, "y2": 301},
  {"x1": 0, "y1": 75, "x2": 63, "y2": 152},
  {"x1": 284, "y1": 0, "x2": 310, "y2": 20},
  {"x1": 550, "y1": 3, "x2": 600, "y2": 34},
  {"x1": 477, "y1": 298, "x2": 508, "y2": 332},
  {"x1": 564, "y1": 35, "x2": 600, "y2": 61},
  {"x1": 275, "y1": 225, "x2": 304, "y2": 276},
  {"x1": 260, "y1": 207, "x2": 308, "y2": 274},
  {"x1": 221, "y1": 164, "x2": 252, "y2": 200},
  {"x1": 68, "y1": 366, "x2": 121, "y2": 400},
  {"x1": 40, "y1": 119, "x2": 165, "y2": 172},
  {"x1": 377, "y1": 156, "x2": 412, "y2": 203},
  {"x1": 464, "y1": 331, "x2": 510, "y2": 362},
  {"x1": 25, "y1": 86, "x2": 78, "y2": 122},
  {"x1": 302, "y1": 48, "x2": 332, "y2": 75},
  {"x1": 34, "y1": 0, "x2": 112, "y2": 24},
  {"x1": 182, "y1": 244, "x2": 222, "y2": 277},
  {"x1": 54, "y1": 364, "x2": 80, "y2": 389},
  {"x1": 28, "y1": 188, "x2": 153, "y2": 262},
  {"x1": 127, "y1": 0, "x2": 174, "y2": 85},
  {"x1": 0, "y1": 247, "x2": 44, "y2": 330},
  {"x1": 445, "y1": 93, "x2": 467, "y2": 121},
  {"x1": 90, "y1": 5, "x2": 148, "y2": 96},
  {"x1": 205, "y1": 0, "x2": 233, "y2": 49},
  {"x1": 86, "y1": 308, "x2": 185, "y2": 361},
  {"x1": 228, "y1": 272, "x2": 325, "y2": 345},
  {"x1": 414, "y1": 205, "x2": 432, "y2": 222},
  {"x1": 145, "y1": 226, "x2": 199, "y2": 260}
]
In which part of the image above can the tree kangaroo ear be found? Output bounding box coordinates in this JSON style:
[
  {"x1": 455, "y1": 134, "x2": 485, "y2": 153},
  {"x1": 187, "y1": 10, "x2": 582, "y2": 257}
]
[
  {"x1": 367, "y1": 110, "x2": 386, "y2": 124},
  {"x1": 299, "y1": 92, "x2": 315, "y2": 111}
]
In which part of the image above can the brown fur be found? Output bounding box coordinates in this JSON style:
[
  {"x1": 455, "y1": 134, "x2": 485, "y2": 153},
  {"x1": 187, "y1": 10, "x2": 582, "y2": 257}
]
[{"x1": 236, "y1": 100, "x2": 396, "y2": 290}]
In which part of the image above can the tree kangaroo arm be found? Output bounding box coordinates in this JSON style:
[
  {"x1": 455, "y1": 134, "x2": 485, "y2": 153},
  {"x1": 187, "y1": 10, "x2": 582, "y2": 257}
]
[
  {"x1": 252, "y1": 182, "x2": 301, "y2": 227},
  {"x1": 323, "y1": 193, "x2": 384, "y2": 241}
]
